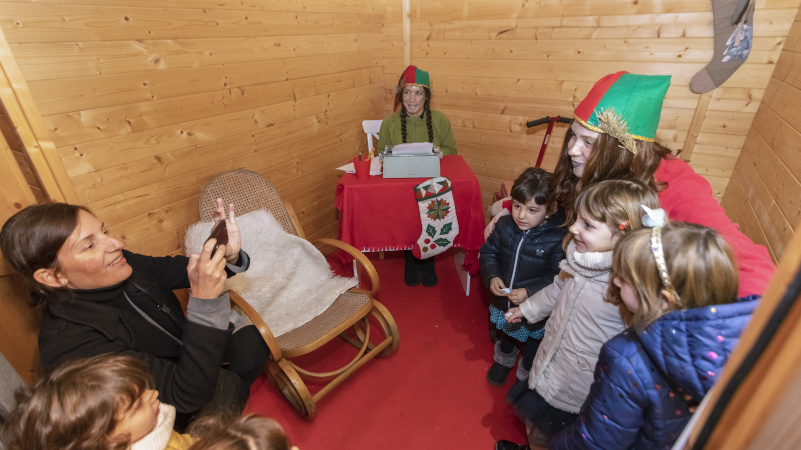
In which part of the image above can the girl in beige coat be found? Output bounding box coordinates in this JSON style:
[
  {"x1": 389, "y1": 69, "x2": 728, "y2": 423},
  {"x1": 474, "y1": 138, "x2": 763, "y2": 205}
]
[{"x1": 502, "y1": 179, "x2": 662, "y2": 449}]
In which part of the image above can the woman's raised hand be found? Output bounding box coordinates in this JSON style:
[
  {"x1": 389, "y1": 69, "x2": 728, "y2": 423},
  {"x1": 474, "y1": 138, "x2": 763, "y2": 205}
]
[
  {"x1": 187, "y1": 238, "x2": 228, "y2": 300},
  {"x1": 212, "y1": 198, "x2": 241, "y2": 264}
]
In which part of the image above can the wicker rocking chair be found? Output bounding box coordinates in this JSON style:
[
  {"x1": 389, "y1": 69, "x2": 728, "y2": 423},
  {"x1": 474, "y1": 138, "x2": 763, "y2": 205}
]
[{"x1": 199, "y1": 169, "x2": 399, "y2": 419}]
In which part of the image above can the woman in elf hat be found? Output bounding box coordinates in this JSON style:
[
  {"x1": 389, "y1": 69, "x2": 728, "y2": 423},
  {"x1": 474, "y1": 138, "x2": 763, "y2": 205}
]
[
  {"x1": 494, "y1": 73, "x2": 774, "y2": 450},
  {"x1": 377, "y1": 65, "x2": 458, "y2": 287},
  {"x1": 550, "y1": 71, "x2": 773, "y2": 301},
  {"x1": 490, "y1": 72, "x2": 773, "y2": 302},
  {"x1": 376, "y1": 65, "x2": 457, "y2": 156}
]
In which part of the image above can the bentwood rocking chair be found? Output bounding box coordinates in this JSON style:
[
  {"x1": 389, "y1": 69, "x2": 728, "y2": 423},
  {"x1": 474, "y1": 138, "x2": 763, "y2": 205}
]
[{"x1": 199, "y1": 169, "x2": 399, "y2": 419}]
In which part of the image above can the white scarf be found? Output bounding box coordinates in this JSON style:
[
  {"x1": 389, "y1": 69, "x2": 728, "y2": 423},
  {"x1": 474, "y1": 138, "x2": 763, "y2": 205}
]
[
  {"x1": 131, "y1": 403, "x2": 175, "y2": 450},
  {"x1": 562, "y1": 240, "x2": 613, "y2": 279}
]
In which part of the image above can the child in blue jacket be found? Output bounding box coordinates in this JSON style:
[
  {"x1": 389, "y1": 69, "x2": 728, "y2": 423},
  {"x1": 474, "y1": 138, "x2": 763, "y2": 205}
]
[
  {"x1": 480, "y1": 168, "x2": 567, "y2": 386},
  {"x1": 550, "y1": 221, "x2": 759, "y2": 449}
]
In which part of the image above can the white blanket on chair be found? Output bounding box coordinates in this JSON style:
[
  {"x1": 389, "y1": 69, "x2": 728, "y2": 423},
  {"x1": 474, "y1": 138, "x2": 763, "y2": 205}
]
[{"x1": 184, "y1": 210, "x2": 357, "y2": 337}]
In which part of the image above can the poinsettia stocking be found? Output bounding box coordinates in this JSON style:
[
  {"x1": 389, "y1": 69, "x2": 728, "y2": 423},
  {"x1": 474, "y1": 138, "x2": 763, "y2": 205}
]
[{"x1": 412, "y1": 176, "x2": 459, "y2": 259}]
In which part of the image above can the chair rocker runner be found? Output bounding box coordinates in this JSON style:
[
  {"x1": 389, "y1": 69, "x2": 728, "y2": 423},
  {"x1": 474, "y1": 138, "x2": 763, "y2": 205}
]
[{"x1": 199, "y1": 169, "x2": 400, "y2": 419}]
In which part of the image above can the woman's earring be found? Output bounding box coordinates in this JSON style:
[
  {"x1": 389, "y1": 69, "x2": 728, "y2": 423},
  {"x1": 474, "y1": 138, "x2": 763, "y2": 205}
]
[{"x1": 61, "y1": 280, "x2": 68, "y2": 286}]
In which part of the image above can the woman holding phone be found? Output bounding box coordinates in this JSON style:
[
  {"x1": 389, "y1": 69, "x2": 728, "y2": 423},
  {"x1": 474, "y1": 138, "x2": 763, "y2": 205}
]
[{"x1": 0, "y1": 199, "x2": 268, "y2": 430}]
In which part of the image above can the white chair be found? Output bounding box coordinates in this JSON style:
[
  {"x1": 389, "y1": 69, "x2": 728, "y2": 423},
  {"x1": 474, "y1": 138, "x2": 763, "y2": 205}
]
[{"x1": 362, "y1": 119, "x2": 382, "y2": 153}]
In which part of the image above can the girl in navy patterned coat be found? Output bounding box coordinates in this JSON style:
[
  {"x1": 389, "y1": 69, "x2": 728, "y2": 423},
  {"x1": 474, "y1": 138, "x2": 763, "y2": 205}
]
[
  {"x1": 550, "y1": 221, "x2": 760, "y2": 450},
  {"x1": 480, "y1": 168, "x2": 567, "y2": 387}
]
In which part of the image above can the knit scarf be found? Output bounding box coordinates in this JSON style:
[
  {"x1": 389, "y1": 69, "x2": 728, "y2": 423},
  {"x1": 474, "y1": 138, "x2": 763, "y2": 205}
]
[
  {"x1": 131, "y1": 403, "x2": 175, "y2": 450},
  {"x1": 561, "y1": 240, "x2": 613, "y2": 279}
]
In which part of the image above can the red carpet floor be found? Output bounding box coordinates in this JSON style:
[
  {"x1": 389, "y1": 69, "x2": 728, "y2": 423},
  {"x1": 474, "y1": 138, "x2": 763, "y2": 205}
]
[{"x1": 244, "y1": 250, "x2": 527, "y2": 449}]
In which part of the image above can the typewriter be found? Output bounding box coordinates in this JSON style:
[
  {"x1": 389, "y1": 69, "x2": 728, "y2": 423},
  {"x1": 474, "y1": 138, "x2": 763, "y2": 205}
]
[{"x1": 381, "y1": 142, "x2": 441, "y2": 178}]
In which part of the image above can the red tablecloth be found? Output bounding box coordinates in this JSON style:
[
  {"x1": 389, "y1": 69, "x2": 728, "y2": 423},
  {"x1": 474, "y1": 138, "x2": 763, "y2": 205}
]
[{"x1": 336, "y1": 155, "x2": 484, "y2": 274}]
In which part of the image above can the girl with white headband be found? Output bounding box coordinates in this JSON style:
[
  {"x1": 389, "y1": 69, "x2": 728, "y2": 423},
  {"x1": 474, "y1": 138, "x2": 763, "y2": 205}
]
[{"x1": 550, "y1": 220, "x2": 758, "y2": 449}]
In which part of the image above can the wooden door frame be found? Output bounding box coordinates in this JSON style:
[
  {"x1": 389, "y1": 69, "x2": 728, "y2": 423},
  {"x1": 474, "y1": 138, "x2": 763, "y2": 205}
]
[{"x1": 0, "y1": 26, "x2": 77, "y2": 208}]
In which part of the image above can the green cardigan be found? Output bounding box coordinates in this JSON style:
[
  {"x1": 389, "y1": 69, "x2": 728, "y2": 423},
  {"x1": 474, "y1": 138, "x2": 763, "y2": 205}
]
[{"x1": 376, "y1": 109, "x2": 457, "y2": 155}]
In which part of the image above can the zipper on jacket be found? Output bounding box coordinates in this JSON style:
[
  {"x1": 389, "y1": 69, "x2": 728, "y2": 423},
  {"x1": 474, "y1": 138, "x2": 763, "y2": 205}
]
[
  {"x1": 123, "y1": 290, "x2": 183, "y2": 345},
  {"x1": 507, "y1": 229, "x2": 530, "y2": 310},
  {"x1": 131, "y1": 281, "x2": 185, "y2": 332}
]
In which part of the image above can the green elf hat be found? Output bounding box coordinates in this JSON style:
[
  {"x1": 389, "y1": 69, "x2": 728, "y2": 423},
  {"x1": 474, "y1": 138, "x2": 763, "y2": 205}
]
[
  {"x1": 573, "y1": 71, "x2": 671, "y2": 154},
  {"x1": 394, "y1": 65, "x2": 431, "y2": 111}
]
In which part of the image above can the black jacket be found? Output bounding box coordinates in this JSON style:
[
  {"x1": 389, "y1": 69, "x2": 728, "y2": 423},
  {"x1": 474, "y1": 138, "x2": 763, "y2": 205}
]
[
  {"x1": 39, "y1": 250, "x2": 248, "y2": 414},
  {"x1": 480, "y1": 211, "x2": 567, "y2": 311}
]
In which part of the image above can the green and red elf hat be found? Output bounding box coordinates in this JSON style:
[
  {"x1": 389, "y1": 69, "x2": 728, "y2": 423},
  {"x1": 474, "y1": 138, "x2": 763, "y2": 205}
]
[
  {"x1": 573, "y1": 71, "x2": 671, "y2": 154},
  {"x1": 394, "y1": 65, "x2": 431, "y2": 111}
]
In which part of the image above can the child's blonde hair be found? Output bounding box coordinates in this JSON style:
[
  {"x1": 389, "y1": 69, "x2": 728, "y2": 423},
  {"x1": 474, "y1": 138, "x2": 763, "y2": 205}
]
[
  {"x1": 1, "y1": 354, "x2": 153, "y2": 450},
  {"x1": 566, "y1": 179, "x2": 661, "y2": 248},
  {"x1": 186, "y1": 413, "x2": 292, "y2": 450},
  {"x1": 609, "y1": 222, "x2": 739, "y2": 331}
]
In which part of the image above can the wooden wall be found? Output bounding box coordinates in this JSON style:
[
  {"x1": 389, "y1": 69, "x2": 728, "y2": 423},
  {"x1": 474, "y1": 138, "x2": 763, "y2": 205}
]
[
  {"x1": 721, "y1": 6, "x2": 801, "y2": 264},
  {"x1": 2, "y1": 0, "x2": 798, "y2": 260},
  {"x1": 380, "y1": 0, "x2": 801, "y2": 212},
  {"x1": 0, "y1": 0, "x2": 385, "y2": 257},
  {"x1": 2, "y1": 0, "x2": 801, "y2": 382}
]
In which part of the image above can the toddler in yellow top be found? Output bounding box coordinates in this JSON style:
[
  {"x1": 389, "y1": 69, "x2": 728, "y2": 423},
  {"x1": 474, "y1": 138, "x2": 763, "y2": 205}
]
[{"x1": 2, "y1": 354, "x2": 197, "y2": 449}]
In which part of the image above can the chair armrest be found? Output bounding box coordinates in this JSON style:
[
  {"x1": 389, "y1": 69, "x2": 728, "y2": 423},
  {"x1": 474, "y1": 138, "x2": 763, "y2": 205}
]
[
  {"x1": 314, "y1": 238, "x2": 380, "y2": 297},
  {"x1": 227, "y1": 290, "x2": 282, "y2": 360}
]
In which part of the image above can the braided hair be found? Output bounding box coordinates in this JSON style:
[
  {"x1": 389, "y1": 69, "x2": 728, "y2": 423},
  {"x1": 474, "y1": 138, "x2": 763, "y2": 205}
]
[
  {"x1": 399, "y1": 88, "x2": 434, "y2": 144},
  {"x1": 424, "y1": 99, "x2": 434, "y2": 143}
]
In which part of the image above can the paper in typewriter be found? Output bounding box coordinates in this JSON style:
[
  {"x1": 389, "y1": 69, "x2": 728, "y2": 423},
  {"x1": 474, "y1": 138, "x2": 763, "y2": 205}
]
[{"x1": 389, "y1": 142, "x2": 434, "y2": 155}]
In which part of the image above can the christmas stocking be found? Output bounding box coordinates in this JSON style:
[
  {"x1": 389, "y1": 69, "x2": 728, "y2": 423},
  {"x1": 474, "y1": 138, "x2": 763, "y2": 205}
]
[
  {"x1": 411, "y1": 177, "x2": 459, "y2": 259},
  {"x1": 690, "y1": 0, "x2": 755, "y2": 93}
]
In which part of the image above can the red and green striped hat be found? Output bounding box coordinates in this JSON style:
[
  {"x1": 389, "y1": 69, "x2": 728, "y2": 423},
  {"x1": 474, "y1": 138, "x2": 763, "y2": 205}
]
[
  {"x1": 394, "y1": 65, "x2": 431, "y2": 111},
  {"x1": 574, "y1": 72, "x2": 671, "y2": 154}
]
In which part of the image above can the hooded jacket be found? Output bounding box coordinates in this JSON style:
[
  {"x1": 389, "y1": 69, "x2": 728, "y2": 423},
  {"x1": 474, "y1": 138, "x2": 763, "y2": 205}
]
[
  {"x1": 520, "y1": 241, "x2": 625, "y2": 414},
  {"x1": 480, "y1": 211, "x2": 567, "y2": 311},
  {"x1": 550, "y1": 295, "x2": 759, "y2": 449}
]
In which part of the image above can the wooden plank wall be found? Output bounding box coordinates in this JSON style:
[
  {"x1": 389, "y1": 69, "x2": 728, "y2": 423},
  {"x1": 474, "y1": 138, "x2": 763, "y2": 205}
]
[
  {"x1": 0, "y1": 0, "x2": 385, "y2": 256},
  {"x1": 380, "y1": 0, "x2": 801, "y2": 215},
  {"x1": 721, "y1": 6, "x2": 801, "y2": 263}
]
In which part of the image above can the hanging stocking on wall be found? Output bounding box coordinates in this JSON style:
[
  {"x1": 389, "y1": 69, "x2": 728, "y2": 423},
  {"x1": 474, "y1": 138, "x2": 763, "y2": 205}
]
[
  {"x1": 412, "y1": 176, "x2": 459, "y2": 259},
  {"x1": 690, "y1": 0, "x2": 755, "y2": 93}
]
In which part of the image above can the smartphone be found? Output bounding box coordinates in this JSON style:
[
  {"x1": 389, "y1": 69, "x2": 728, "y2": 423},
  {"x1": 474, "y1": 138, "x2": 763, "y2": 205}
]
[
  {"x1": 205, "y1": 220, "x2": 229, "y2": 257},
  {"x1": 500, "y1": 287, "x2": 512, "y2": 294}
]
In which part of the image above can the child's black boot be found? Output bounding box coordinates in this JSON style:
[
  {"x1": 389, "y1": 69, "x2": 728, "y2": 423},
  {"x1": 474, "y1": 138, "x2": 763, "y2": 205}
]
[
  {"x1": 495, "y1": 440, "x2": 530, "y2": 450},
  {"x1": 487, "y1": 339, "x2": 519, "y2": 386},
  {"x1": 487, "y1": 363, "x2": 513, "y2": 387}
]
